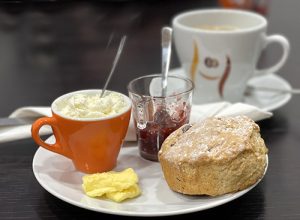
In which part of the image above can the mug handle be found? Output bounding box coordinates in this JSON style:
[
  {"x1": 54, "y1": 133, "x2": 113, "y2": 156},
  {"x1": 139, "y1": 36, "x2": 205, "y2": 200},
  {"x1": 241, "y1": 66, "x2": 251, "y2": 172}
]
[
  {"x1": 255, "y1": 34, "x2": 290, "y2": 76},
  {"x1": 31, "y1": 117, "x2": 71, "y2": 159}
]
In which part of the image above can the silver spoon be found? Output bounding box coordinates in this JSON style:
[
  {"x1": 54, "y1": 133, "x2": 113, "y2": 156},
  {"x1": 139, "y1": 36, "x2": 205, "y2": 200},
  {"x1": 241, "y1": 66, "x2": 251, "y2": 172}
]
[
  {"x1": 100, "y1": 35, "x2": 127, "y2": 98},
  {"x1": 161, "y1": 27, "x2": 172, "y2": 97},
  {"x1": 246, "y1": 85, "x2": 300, "y2": 95}
]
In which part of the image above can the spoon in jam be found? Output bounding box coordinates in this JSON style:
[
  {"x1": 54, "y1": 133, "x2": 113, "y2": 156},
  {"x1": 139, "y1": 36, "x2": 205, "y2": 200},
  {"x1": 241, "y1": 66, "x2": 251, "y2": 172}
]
[
  {"x1": 100, "y1": 35, "x2": 127, "y2": 98},
  {"x1": 161, "y1": 27, "x2": 173, "y2": 97}
]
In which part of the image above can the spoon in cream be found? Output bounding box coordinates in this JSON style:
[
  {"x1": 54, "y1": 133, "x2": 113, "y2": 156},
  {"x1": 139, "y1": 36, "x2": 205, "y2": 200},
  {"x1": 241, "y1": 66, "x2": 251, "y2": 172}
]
[{"x1": 100, "y1": 35, "x2": 127, "y2": 98}]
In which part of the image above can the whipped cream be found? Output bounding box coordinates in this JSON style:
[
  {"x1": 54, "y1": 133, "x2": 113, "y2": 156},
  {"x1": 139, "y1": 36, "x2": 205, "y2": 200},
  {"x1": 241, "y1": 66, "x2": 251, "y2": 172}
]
[{"x1": 55, "y1": 91, "x2": 128, "y2": 119}]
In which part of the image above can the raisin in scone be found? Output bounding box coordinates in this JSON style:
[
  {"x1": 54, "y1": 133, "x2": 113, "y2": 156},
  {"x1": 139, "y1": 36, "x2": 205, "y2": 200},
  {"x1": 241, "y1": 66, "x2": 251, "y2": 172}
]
[{"x1": 158, "y1": 116, "x2": 268, "y2": 196}]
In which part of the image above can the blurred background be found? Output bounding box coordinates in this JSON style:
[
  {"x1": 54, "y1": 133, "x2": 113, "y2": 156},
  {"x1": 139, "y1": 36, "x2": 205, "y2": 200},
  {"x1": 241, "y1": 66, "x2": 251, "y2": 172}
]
[{"x1": 0, "y1": 0, "x2": 294, "y2": 116}]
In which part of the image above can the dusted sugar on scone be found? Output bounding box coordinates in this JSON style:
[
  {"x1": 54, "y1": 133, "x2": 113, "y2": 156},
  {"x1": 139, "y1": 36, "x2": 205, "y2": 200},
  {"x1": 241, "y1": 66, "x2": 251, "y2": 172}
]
[{"x1": 158, "y1": 116, "x2": 268, "y2": 196}]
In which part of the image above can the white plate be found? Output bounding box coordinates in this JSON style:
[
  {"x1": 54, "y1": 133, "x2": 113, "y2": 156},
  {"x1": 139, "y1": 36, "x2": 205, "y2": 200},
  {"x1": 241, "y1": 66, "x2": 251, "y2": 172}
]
[
  {"x1": 169, "y1": 68, "x2": 292, "y2": 112},
  {"x1": 32, "y1": 137, "x2": 268, "y2": 217}
]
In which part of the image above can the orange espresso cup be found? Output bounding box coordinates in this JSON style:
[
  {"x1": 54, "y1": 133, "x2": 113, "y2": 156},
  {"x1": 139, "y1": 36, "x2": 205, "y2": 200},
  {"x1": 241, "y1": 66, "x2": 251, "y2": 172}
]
[{"x1": 31, "y1": 90, "x2": 131, "y2": 174}]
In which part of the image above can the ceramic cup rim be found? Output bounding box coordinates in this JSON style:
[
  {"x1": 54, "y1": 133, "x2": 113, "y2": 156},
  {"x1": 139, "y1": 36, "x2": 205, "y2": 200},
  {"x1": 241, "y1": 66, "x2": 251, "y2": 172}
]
[
  {"x1": 51, "y1": 89, "x2": 132, "y2": 122},
  {"x1": 172, "y1": 8, "x2": 267, "y2": 34}
]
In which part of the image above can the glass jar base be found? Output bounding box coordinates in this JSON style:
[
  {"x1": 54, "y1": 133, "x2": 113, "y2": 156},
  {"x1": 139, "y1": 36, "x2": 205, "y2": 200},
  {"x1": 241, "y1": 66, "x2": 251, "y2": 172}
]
[{"x1": 140, "y1": 151, "x2": 159, "y2": 162}]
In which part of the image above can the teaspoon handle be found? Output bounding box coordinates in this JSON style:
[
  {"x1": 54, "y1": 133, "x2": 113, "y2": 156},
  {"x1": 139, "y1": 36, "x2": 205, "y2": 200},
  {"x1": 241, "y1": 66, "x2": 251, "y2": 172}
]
[
  {"x1": 100, "y1": 35, "x2": 127, "y2": 98},
  {"x1": 161, "y1": 27, "x2": 172, "y2": 97},
  {"x1": 247, "y1": 85, "x2": 300, "y2": 94}
]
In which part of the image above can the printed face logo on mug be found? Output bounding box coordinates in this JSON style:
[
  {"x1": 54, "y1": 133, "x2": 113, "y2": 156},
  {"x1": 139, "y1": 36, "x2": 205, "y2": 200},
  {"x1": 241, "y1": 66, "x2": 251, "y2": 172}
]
[{"x1": 172, "y1": 9, "x2": 290, "y2": 104}]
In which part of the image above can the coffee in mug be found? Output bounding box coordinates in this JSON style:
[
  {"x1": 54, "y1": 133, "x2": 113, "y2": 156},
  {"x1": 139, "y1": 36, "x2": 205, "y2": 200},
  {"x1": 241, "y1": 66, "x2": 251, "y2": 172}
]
[{"x1": 194, "y1": 24, "x2": 239, "y2": 31}]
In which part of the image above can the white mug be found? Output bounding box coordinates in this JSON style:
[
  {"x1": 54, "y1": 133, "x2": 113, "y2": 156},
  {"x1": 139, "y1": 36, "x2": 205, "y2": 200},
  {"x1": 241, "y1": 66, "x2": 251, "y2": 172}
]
[{"x1": 172, "y1": 9, "x2": 290, "y2": 104}]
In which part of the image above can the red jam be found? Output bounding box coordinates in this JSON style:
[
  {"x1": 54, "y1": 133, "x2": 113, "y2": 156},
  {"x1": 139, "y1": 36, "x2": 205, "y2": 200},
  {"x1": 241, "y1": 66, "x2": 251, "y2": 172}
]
[{"x1": 136, "y1": 104, "x2": 191, "y2": 161}]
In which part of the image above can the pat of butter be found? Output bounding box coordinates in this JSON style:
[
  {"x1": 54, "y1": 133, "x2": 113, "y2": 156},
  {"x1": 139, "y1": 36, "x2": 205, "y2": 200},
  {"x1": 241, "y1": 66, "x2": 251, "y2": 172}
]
[{"x1": 82, "y1": 168, "x2": 141, "y2": 202}]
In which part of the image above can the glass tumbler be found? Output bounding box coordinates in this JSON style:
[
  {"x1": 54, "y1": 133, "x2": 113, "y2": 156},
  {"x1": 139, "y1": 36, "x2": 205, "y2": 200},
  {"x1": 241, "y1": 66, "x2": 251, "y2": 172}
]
[{"x1": 127, "y1": 74, "x2": 194, "y2": 161}]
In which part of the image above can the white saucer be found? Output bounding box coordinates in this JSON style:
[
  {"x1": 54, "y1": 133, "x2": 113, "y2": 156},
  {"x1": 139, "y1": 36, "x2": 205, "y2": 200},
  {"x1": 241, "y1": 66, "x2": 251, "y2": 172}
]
[
  {"x1": 169, "y1": 68, "x2": 292, "y2": 111},
  {"x1": 32, "y1": 136, "x2": 268, "y2": 217}
]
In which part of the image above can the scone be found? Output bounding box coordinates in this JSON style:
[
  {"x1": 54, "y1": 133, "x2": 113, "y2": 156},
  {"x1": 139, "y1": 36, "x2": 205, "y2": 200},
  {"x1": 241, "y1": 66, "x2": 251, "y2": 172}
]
[{"x1": 158, "y1": 116, "x2": 268, "y2": 196}]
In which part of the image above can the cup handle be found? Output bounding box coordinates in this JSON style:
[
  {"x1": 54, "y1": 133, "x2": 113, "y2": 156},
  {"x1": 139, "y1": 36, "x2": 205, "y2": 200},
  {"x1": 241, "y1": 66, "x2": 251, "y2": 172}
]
[
  {"x1": 31, "y1": 117, "x2": 71, "y2": 159},
  {"x1": 255, "y1": 34, "x2": 290, "y2": 76}
]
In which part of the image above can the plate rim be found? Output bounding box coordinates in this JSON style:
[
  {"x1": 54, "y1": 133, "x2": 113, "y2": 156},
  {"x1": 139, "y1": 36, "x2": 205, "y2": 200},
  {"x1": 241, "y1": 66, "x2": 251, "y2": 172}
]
[
  {"x1": 169, "y1": 68, "x2": 292, "y2": 112},
  {"x1": 32, "y1": 141, "x2": 269, "y2": 217}
]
